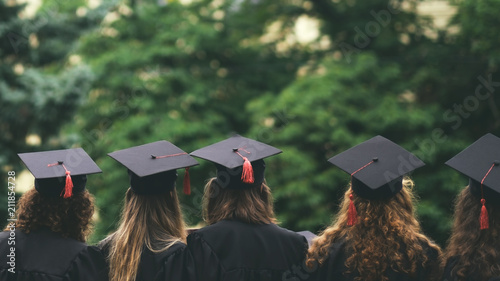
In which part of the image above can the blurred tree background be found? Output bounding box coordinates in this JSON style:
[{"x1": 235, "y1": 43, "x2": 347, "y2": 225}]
[{"x1": 2, "y1": 0, "x2": 500, "y2": 246}]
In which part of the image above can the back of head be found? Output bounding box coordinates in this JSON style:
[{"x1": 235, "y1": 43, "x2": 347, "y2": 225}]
[
  {"x1": 307, "y1": 178, "x2": 441, "y2": 281},
  {"x1": 443, "y1": 133, "x2": 500, "y2": 280},
  {"x1": 10, "y1": 188, "x2": 95, "y2": 242},
  {"x1": 202, "y1": 178, "x2": 277, "y2": 225},
  {"x1": 106, "y1": 141, "x2": 198, "y2": 281},
  {"x1": 13, "y1": 147, "x2": 99, "y2": 241},
  {"x1": 108, "y1": 188, "x2": 186, "y2": 281},
  {"x1": 444, "y1": 187, "x2": 500, "y2": 281}
]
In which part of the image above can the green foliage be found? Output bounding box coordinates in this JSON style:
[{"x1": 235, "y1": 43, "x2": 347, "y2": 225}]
[
  {"x1": 2, "y1": 0, "x2": 500, "y2": 249},
  {"x1": 0, "y1": 0, "x2": 102, "y2": 223},
  {"x1": 451, "y1": 0, "x2": 500, "y2": 66},
  {"x1": 247, "y1": 52, "x2": 440, "y2": 232},
  {"x1": 70, "y1": 0, "x2": 307, "y2": 241}
]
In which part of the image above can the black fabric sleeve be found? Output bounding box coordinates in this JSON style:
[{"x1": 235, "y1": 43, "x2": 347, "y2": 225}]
[
  {"x1": 186, "y1": 233, "x2": 224, "y2": 281},
  {"x1": 156, "y1": 244, "x2": 197, "y2": 281},
  {"x1": 307, "y1": 240, "x2": 347, "y2": 281},
  {"x1": 63, "y1": 245, "x2": 108, "y2": 281}
]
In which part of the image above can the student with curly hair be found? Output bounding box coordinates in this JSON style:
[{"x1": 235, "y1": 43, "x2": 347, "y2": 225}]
[
  {"x1": 443, "y1": 133, "x2": 500, "y2": 281},
  {"x1": 0, "y1": 148, "x2": 105, "y2": 281},
  {"x1": 100, "y1": 141, "x2": 198, "y2": 281},
  {"x1": 306, "y1": 136, "x2": 441, "y2": 281},
  {"x1": 188, "y1": 135, "x2": 308, "y2": 281}
]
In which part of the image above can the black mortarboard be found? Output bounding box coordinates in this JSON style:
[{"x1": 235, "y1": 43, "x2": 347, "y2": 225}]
[
  {"x1": 190, "y1": 135, "x2": 282, "y2": 189},
  {"x1": 108, "y1": 141, "x2": 199, "y2": 195},
  {"x1": 328, "y1": 135, "x2": 425, "y2": 200},
  {"x1": 445, "y1": 133, "x2": 500, "y2": 198},
  {"x1": 18, "y1": 148, "x2": 102, "y2": 198},
  {"x1": 445, "y1": 133, "x2": 500, "y2": 229}
]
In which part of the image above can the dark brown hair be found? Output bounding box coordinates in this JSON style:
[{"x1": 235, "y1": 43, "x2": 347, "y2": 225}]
[
  {"x1": 306, "y1": 178, "x2": 442, "y2": 281},
  {"x1": 7, "y1": 189, "x2": 95, "y2": 242},
  {"x1": 202, "y1": 178, "x2": 277, "y2": 225},
  {"x1": 443, "y1": 187, "x2": 500, "y2": 281}
]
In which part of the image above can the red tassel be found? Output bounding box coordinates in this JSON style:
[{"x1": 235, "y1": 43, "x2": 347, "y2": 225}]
[
  {"x1": 347, "y1": 194, "x2": 358, "y2": 226},
  {"x1": 480, "y1": 198, "x2": 489, "y2": 230},
  {"x1": 241, "y1": 157, "x2": 254, "y2": 184},
  {"x1": 62, "y1": 171, "x2": 73, "y2": 198},
  {"x1": 183, "y1": 167, "x2": 191, "y2": 195}
]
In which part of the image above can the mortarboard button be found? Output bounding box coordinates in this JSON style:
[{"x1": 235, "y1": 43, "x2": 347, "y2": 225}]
[
  {"x1": 18, "y1": 148, "x2": 102, "y2": 198},
  {"x1": 327, "y1": 135, "x2": 424, "y2": 226},
  {"x1": 445, "y1": 133, "x2": 500, "y2": 197},
  {"x1": 328, "y1": 135, "x2": 425, "y2": 200},
  {"x1": 190, "y1": 134, "x2": 282, "y2": 189},
  {"x1": 108, "y1": 141, "x2": 198, "y2": 195}
]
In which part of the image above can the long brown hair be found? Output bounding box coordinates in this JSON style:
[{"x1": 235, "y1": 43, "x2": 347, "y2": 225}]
[
  {"x1": 443, "y1": 187, "x2": 500, "y2": 281},
  {"x1": 6, "y1": 189, "x2": 95, "y2": 242},
  {"x1": 107, "y1": 188, "x2": 186, "y2": 281},
  {"x1": 202, "y1": 178, "x2": 277, "y2": 225},
  {"x1": 306, "y1": 178, "x2": 441, "y2": 281}
]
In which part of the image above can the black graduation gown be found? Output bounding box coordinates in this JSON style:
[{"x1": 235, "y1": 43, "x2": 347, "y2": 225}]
[
  {"x1": 0, "y1": 228, "x2": 106, "y2": 281},
  {"x1": 99, "y1": 238, "x2": 195, "y2": 281},
  {"x1": 442, "y1": 256, "x2": 500, "y2": 281},
  {"x1": 187, "y1": 219, "x2": 309, "y2": 281},
  {"x1": 307, "y1": 239, "x2": 440, "y2": 281}
]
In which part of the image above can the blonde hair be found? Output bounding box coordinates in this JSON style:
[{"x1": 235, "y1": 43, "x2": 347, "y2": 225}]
[
  {"x1": 306, "y1": 178, "x2": 441, "y2": 281},
  {"x1": 202, "y1": 178, "x2": 277, "y2": 225},
  {"x1": 107, "y1": 189, "x2": 186, "y2": 281}
]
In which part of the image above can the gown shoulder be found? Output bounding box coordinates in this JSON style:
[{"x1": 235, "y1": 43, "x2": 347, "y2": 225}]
[
  {"x1": 308, "y1": 238, "x2": 441, "y2": 281},
  {"x1": 187, "y1": 220, "x2": 308, "y2": 281},
  {"x1": 98, "y1": 236, "x2": 193, "y2": 281},
  {"x1": 0, "y1": 229, "x2": 106, "y2": 281}
]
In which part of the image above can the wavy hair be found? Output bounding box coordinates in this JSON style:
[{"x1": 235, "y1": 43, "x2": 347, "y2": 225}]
[
  {"x1": 306, "y1": 178, "x2": 441, "y2": 281},
  {"x1": 107, "y1": 188, "x2": 186, "y2": 281},
  {"x1": 6, "y1": 189, "x2": 95, "y2": 242},
  {"x1": 202, "y1": 178, "x2": 277, "y2": 225},
  {"x1": 443, "y1": 187, "x2": 500, "y2": 281}
]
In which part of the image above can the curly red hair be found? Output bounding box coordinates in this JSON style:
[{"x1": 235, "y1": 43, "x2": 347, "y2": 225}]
[
  {"x1": 306, "y1": 178, "x2": 441, "y2": 281},
  {"x1": 6, "y1": 189, "x2": 95, "y2": 242}
]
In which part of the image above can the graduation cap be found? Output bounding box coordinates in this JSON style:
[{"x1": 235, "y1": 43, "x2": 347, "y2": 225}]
[
  {"x1": 190, "y1": 135, "x2": 282, "y2": 189},
  {"x1": 445, "y1": 133, "x2": 500, "y2": 230},
  {"x1": 108, "y1": 141, "x2": 199, "y2": 195},
  {"x1": 18, "y1": 148, "x2": 102, "y2": 198},
  {"x1": 328, "y1": 135, "x2": 425, "y2": 225}
]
